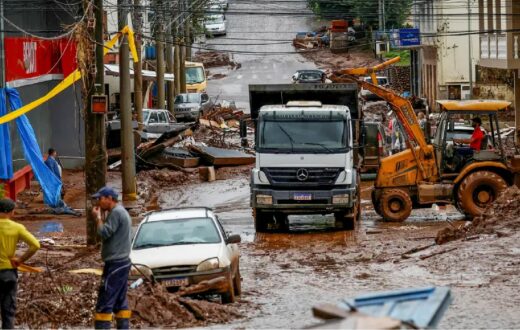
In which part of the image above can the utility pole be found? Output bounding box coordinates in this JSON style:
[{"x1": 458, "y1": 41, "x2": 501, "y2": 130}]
[
  {"x1": 174, "y1": 34, "x2": 181, "y2": 95},
  {"x1": 467, "y1": 0, "x2": 473, "y2": 99},
  {"x1": 133, "y1": 0, "x2": 144, "y2": 129},
  {"x1": 378, "y1": 0, "x2": 383, "y2": 31},
  {"x1": 185, "y1": 0, "x2": 192, "y2": 61},
  {"x1": 179, "y1": 0, "x2": 186, "y2": 93},
  {"x1": 85, "y1": 0, "x2": 107, "y2": 245},
  {"x1": 166, "y1": 33, "x2": 175, "y2": 113},
  {"x1": 118, "y1": 0, "x2": 137, "y2": 202},
  {"x1": 0, "y1": 0, "x2": 5, "y2": 88},
  {"x1": 155, "y1": 0, "x2": 165, "y2": 109}
]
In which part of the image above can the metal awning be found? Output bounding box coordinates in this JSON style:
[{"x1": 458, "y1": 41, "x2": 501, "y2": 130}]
[{"x1": 104, "y1": 64, "x2": 175, "y2": 81}]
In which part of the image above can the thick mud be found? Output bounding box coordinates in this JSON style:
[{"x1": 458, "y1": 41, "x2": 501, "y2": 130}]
[{"x1": 157, "y1": 175, "x2": 520, "y2": 328}]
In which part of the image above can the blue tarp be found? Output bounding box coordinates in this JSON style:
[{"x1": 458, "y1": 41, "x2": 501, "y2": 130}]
[
  {"x1": 1, "y1": 88, "x2": 62, "y2": 207},
  {"x1": 0, "y1": 90, "x2": 13, "y2": 179}
]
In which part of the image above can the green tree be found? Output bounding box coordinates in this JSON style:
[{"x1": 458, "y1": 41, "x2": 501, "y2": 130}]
[{"x1": 308, "y1": 0, "x2": 413, "y2": 29}]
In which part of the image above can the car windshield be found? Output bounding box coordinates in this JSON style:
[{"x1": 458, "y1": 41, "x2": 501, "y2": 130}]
[
  {"x1": 186, "y1": 67, "x2": 205, "y2": 84},
  {"x1": 298, "y1": 72, "x2": 322, "y2": 81},
  {"x1": 133, "y1": 217, "x2": 221, "y2": 249},
  {"x1": 205, "y1": 15, "x2": 224, "y2": 24},
  {"x1": 258, "y1": 120, "x2": 347, "y2": 153},
  {"x1": 175, "y1": 94, "x2": 201, "y2": 104},
  {"x1": 364, "y1": 77, "x2": 388, "y2": 85}
]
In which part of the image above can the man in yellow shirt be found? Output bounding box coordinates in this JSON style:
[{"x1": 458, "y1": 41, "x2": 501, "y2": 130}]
[{"x1": 0, "y1": 198, "x2": 40, "y2": 329}]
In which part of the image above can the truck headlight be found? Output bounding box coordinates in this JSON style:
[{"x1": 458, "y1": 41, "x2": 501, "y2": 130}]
[
  {"x1": 333, "y1": 194, "x2": 349, "y2": 204},
  {"x1": 197, "y1": 258, "x2": 219, "y2": 272},
  {"x1": 256, "y1": 194, "x2": 273, "y2": 205}
]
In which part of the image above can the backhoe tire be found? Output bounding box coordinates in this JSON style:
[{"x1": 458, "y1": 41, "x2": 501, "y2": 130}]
[
  {"x1": 457, "y1": 171, "x2": 507, "y2": 219},
  {"x1": 253, "y1": 208, "x2": 270, "y2": 232},
  {"x1": 379, "y1": 189, "x2": 412, "y2": 222}
]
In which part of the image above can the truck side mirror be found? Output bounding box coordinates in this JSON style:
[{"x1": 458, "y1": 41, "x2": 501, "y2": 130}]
[
  {"x1": 239, "y1": 119, "x2": 247, "y2": 138},
  {"x1": 239, "y1": 119, "x2": 248, "y2": 148}
]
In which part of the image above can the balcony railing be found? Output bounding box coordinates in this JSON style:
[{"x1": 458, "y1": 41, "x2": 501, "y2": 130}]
[{"x1": 480, "y1": 34, "x2": 507, "y2": 59}]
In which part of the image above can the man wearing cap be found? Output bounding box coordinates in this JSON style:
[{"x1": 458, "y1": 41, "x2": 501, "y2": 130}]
[
  {"x1": 0, "y1": 198, "x2": 40, "y2": 329},
  {"x1": 91, "y1": 187, "x2": 133, "y2": 329}
]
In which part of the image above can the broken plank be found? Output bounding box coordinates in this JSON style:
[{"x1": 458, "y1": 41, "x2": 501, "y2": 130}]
[{"x1": 190, "y1": 145, "x2": 255, "y2": 166}]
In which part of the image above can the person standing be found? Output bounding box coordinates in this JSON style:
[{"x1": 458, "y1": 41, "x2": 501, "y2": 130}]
[
  {"x1": 91, "y1": 187, "x2": 133, "y2": 329},
  {"x1": 44, "y1": 148, "x2": 62, "y2": 180},
  {"x1": 0, "y1": 198, "x2": 40, "y2": 329}
]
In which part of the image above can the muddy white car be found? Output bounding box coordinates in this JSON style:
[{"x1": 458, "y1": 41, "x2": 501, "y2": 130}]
[{"x1": 130, "y1": 207, "x2": 241, "y2": 303}]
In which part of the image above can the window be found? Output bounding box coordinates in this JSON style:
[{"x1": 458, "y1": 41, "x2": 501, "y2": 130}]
[
  {"x1": 157, "y1": 112, "x2": 168, "y2": 123},
  {"x1": 148, "y1": 112, "x2": 159, "y2": 123},
  {"x1": 186, "y1": 67, "x2": 205, "y2": 84}
]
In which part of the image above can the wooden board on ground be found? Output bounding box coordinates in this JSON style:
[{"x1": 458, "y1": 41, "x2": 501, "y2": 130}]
[{"x1": 190, "y1": 146, "x2": 255, "y2": 166}]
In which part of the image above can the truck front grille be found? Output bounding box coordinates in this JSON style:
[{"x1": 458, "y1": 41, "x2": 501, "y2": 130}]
[{"x1": 262, "y1": 167, "x2": 342, "y2": 187}]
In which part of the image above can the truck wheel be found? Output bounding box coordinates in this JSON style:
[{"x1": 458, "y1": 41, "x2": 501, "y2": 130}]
[
  {"x1": 371, "y1": 190, "x2": 382, "y2": 216},
  {"x1": 221, "y1": 274, "x2": 236, "y2": 304},
  {"x1": 334, "y1": 212, "x2": 355, "y2": 230},
  {"x1": 253, "y1": 208, "x2": 270, "y2": 232},
  {"x1": 379, "y1": 189, "x2": 412, "y2": 222},
  {"x1": 274, "y1": 213, "x2": 289, "y2": 232},
  {"x1": 457, "y1": 171, "x2": 507, "y2": 219}
]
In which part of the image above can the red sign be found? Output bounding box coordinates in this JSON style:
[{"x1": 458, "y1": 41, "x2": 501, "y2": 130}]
[{"x1": 4, "y1": 37, "x2": 77, "y2": 83}]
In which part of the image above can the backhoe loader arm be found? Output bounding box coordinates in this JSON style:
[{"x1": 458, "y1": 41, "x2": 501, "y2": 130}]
[{"x1": 330, "y1": 57, "x2": 435, "y2": 181}]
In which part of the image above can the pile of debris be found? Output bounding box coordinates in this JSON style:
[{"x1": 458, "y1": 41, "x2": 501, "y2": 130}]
[
  {"x1": 362, "y1": 101, "x2": 389, "y2": 123},
  {"x1": 436, "y1": 186, "x2": 520, "y2": 244},
  {"x1": 192, "y1": 51, "x2": 240, "y2": 69},
  {"x1": 16, "y1": 245, "x2": 242, "y2": 328},
  {"x1": 200, "y1": 105, "x2": 247, "y2": 130},
  {"x1": 131, "y1": 122, "x2": 254, "y2": 176},
  {"x1": 293, "y1": 31, "x2": 329, "y2": 50}
]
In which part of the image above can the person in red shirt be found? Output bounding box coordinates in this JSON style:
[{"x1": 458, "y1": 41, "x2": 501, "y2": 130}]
[{"x1": 454, "y1": 117, "x2": 485, "y2": 151}]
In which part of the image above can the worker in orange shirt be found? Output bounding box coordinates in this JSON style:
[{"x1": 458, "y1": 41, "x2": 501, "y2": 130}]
[
  {"x1": 454, "y1": 117, "x2": 485, "y2": 152},
  {"x1": 0, "y1": 198, "x2": 40, "y2": 329}
]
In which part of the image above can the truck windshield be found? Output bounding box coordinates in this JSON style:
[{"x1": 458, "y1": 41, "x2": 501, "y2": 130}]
[
  {"x1": 258, "y1": 120, "x2": 347, "y2": 153},
  {"x1": 186, "y1": 67, "x2": 205, "y2": 84}
]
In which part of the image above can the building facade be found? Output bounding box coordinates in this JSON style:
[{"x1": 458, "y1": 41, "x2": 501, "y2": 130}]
[
  {"x1": 0, "y1": 0, "x2": 85, "y2": 170},
  {"x1": 411, "y1": 0, "x2": 479, "y2": 109}
]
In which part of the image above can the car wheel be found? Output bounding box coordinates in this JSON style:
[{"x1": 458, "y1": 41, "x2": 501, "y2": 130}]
[
  {"x1": 221, "y1": 274, "x2": 236, "y2": 304},
  {"x1": 233, "y1": 262, "x2": 241, "y2": 296}
]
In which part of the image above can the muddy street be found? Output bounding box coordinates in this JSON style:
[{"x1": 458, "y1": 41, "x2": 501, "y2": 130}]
[
  {"x1": 203, "y1": 0, "x2": 320, "y2": 109},
  {"x1": 150, "y1": 174, "x2": 520, "y2": 329}
]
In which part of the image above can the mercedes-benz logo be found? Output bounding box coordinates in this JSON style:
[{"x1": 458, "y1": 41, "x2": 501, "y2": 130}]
[{"x1": 296, "y1": 168, "x2": 309, "y2": 181}]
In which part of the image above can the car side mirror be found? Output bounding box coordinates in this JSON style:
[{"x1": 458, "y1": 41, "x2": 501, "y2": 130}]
[{"x1": 226, "y1": 234, "x2": 241, "y2": 244}]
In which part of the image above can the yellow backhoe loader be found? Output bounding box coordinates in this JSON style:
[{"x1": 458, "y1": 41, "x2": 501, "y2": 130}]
[{"x1": 331, "y1": 58, "x2": 520, "y2": 221}]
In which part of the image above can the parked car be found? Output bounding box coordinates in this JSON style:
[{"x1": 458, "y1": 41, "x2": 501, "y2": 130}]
[
  {"x1": 362, "y1": 121, "x2": 388, "y2": 173},
  {"x1": 130, "y1": 207, "x2": 242, "y2": 303},
  {"x1": 359, "y1": 76, "x2": 389, "y2": 102},
  {"x1": 204, "y1": 14, "x2": 227, "y2": 36},
  {"x1": 291, "y1": 69, "x2": 327, "y2": 83},
  {"x1": 106, "y1": 109, "x2": 183, "y2": 147},
  {"x1": 174, "y1": 93, "x2": 212, "y2": 121}
]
